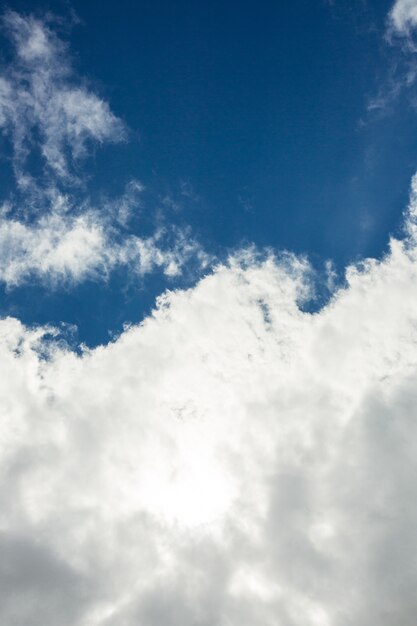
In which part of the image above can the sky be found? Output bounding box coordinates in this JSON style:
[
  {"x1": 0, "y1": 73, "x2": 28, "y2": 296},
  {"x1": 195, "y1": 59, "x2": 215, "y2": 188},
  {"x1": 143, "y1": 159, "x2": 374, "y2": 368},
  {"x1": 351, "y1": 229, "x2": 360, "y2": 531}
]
[
  {"x1": 3, "y1": 1, "x2": 417, "y2": 625},
  {"x1": 1, "y1": 0, "x2": 417, "y2": 344}
]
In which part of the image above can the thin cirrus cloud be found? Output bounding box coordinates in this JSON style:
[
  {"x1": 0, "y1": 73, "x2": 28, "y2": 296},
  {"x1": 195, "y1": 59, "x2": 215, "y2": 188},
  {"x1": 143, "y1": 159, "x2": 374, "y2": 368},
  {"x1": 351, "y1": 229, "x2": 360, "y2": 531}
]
[
  {"x1": 366, "y1": 0, "x2": 417, "y2": 112},
  {"x1": 2, "y1": 183, "x2": 417, "y2": 624},
  {"x1": 0, "y1": 11, "x2": 126, "y2": 183},
  {"x1": 0, "y1": 12, "x2": 208, "y2": 287}
]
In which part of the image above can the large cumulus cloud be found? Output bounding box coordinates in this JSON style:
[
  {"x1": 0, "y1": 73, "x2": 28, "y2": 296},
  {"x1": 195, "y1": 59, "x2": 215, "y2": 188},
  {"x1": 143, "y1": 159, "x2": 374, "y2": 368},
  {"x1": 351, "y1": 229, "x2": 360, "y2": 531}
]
[{"x1": 2, "y1": 180, "x2": 417, "y2": 624}]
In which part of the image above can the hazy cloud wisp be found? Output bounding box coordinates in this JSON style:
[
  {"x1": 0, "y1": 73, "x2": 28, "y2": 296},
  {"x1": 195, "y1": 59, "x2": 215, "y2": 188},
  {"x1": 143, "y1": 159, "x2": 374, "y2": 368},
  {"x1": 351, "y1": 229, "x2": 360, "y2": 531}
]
[
  {"x1": 0, "y1": 11, "x2": 125, "y2": 183},
  {"x1": 0, "y1": 12, "x2": 208, "y2": 288}
]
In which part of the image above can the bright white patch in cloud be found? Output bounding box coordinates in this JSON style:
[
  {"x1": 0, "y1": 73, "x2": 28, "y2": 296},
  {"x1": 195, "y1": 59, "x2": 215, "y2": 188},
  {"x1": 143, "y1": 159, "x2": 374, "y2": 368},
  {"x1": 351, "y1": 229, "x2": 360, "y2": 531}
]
[
  {"x1": 2, "y1": 185, "x2": 417, "y2": 624},
  {"x1": 0, "y1": 14, "x2": 208, "y2": 287}
]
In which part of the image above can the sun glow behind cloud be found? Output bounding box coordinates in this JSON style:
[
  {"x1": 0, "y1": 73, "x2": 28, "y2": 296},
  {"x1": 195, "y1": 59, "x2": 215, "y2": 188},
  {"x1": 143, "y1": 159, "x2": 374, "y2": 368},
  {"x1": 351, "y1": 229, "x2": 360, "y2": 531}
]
[{"x1": 3, "y1": 201, "x2": 417, "y2": 623}]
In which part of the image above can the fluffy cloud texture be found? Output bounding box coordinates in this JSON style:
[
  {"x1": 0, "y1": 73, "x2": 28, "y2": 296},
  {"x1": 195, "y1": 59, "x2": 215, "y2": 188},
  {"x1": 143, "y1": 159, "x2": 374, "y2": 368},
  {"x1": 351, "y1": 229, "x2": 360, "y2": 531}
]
[
  {"x1": 388, "y1": 0, "x2": 417, "y2": 37},
  {"x1": 2, "y1": 5, "x2": 417, "y2": 625},
  {"x1": 2, "y1": 180, "x2": 417, "y2": 625},
  {"x1": 0, "y1": 200, "x2": 208, "y2": 286},
  {"x1": 0, "y1": 13, "x2": 207, "y2": 287},
  {"x1": 0, "y1": 11, "x2": 125, "y2": 183}
]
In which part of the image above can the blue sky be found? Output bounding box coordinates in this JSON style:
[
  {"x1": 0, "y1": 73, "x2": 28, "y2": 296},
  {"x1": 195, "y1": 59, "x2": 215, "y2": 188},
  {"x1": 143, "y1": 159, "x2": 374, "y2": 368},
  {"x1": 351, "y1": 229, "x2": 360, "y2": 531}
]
[{"x1": 0, "y1": 0, "x2": 416, "y2": 345}]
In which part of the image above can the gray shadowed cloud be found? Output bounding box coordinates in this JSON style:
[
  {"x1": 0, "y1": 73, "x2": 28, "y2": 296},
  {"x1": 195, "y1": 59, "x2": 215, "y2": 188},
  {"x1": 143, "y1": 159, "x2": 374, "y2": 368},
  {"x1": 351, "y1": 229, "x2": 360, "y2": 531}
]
[{"x1": 0, "y1": 532, "x2": 92, "y2": 626}]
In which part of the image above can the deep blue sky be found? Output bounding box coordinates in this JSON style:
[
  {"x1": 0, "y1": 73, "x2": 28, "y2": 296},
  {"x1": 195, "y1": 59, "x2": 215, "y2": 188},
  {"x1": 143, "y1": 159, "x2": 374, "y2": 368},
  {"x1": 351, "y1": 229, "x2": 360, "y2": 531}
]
[{"x1": 1, "y1": 0, "x2": 416, "y2": 345}]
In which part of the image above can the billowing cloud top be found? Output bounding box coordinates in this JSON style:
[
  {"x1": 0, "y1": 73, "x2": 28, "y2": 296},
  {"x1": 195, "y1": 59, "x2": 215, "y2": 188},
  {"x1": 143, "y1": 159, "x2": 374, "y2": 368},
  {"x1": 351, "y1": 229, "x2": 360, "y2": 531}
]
[{"x1": 1, "y1": 184, "x2": 417, "y2": 624}]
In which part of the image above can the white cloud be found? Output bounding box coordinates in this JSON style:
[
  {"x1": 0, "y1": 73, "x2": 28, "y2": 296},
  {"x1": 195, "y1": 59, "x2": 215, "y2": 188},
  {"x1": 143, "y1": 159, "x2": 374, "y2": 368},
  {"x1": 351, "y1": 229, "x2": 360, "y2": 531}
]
[
  {"x1": 0, "y1": 211, "x2": 106, "y2": 285},
  {"x1": 2, "y1": 182, "x2": 417, "y2": 624},
  {"x1": 388, "y1": 0, "x2": 417, "y2": 37},
  {"x1": 0, "y1": 11, "x2": 125, "y2": 182},
  {"x1": 367, "y1": 1, "x2": 417, "y2": 112},
  {"x1": 0, "y1": 14, "x2": 208, "y2": 287},
  {"x1": 2, "y1": 12, "x2": 417, "y2": 623},
  {"x1": 0, "y1": 197, "x2": 209, "y2": 286}
]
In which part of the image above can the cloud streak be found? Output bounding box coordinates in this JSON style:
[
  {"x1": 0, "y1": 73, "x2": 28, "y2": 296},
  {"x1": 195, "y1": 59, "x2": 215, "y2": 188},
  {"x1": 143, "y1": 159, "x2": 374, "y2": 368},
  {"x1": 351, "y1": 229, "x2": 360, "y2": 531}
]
[
  {"x1": 0, "y1": 13, "x2": 208, "y2": 287},
  {"x1": 0, "y1": 199, "x2": 209, "y2": 286},
  {"x1": 0, "y1": 11, "x2": 125, "y2": 183}
]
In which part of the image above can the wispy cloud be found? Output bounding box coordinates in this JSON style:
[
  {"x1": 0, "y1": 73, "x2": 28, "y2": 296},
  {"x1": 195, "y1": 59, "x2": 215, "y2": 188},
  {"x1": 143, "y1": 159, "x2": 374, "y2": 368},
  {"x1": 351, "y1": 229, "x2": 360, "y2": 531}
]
[
  {"x1": 0, "y1": 187, "x2": 209, "y2": 286},
  {"x1": 0, "y1": 12, "x2": 208, "y2": 288},
  {"x1": 0, "y1": 11, "x2": 125, "y2": 184},
  {"x1": 365, "y1": 1, "x2": 417, "y2": 114},
  {"x1": 387, "y1": 0, "x2": 417, "y2": 39}
]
